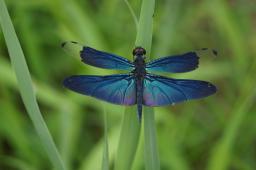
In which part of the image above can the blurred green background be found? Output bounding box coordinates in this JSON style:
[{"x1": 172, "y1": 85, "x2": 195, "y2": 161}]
[{"x1": 0, "y1": 0, "x2": 256, "y2": 169}]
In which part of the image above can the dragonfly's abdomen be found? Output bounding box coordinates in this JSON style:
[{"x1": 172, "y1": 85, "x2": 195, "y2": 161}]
[
  {"x1": 136, "y1": 78, "x2": 143, "y2": 121},
  {"x1": 132, "y1": 52, "x2": 146, "y2": 121}
]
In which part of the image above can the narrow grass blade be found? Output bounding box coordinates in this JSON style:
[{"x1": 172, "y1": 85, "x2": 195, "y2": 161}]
[
  {"x1": 102, "y1": 105, "x2": 109, "y2": 170},
  {"x1": 135, "y1": 0, "x2": 160, "y2": 169},
  {"x1": 0, "y1": 1, "x2": 65, "y2": 169},
  {"x1": 113, "y1": 1, "x2": 146, "y2": 166},
  {"x1": 143, "y1": 107, "x2": 160, "y2": 170},
  {"x1": 114, "y1": 107, "x2": 141, "y2": 170},
  {"x1": 135, "y1": 0, "x2": 155, "y2": 53},
  {"x1": 124, "y1": 0, "x2": 138, "y2": 30}
]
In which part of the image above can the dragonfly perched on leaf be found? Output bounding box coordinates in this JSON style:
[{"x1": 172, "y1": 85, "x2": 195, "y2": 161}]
[{"x1": 62, "y1": 42, "x2": 217, "y2": 121}]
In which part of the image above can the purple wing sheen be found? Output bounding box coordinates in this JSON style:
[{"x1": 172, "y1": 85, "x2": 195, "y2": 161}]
[
  {"x1": 63, "y1": 74, "x2": 136, "y2": 105},
  {"x1": 146, "y1": 52, "x2": 199, "y2": 73},
  {"x1": 143, "y1": 74, "x2": 217, "y2": 106},
  {"x1": 62, "y1": 41, "x2": 134, "y2": 70}
]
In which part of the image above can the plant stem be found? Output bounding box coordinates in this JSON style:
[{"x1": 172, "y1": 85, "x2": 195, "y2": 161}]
[
  {"x1": 135, "y1": 0, "x2": 160, "y2": 169},
  {"x1": 114, "y1": 107, "x2": 141, "y2": 170},
  {"x1": 102, "y1": 105, "x2": 109, "y2": 170},
  {"x1": 124, "y1": 0, "x2": 138, "y2": 30},
  {"x1": 135, "y1": 0, "x2": 155, "y2": 53}
]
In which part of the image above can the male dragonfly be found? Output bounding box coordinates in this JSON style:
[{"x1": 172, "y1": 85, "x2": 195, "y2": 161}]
[{"x1": 62, "y1": 42, "x2": 217, "y2": 121}]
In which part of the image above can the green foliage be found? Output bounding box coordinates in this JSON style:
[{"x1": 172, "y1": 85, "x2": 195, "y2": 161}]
[
  {"x1": 115, "y1": 107, "x2": 140, "y2": 170},
  {"x1": 0, "y1": 0, "x2": 256, "y2": 170},
  {"x1": 0, "y1": 0, "x2": 65, "y2": 169},
  {"x1": 102, "y1": 106, "x2": 109, "y2": 170}
]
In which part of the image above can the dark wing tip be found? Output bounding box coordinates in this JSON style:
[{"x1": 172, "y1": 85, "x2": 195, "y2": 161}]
[
  {"x1": 197, "y1": 48, "x2": 218, "y2": 58},
  {"x1": 207, "y1": 82, "x2": 217, "y2": 94},
  {"x1": 212, "y1": 49, "x2": 218, "y2": 56},
  {"x1": 201, "y1": 48, "x2": 218, "y2": 56},
  {"x1": 61, "y1": 41, "x2": 79, "y2": 48},
  {"x1": 61, "y1": 42, "x2": 67, "y2": 48},
  {"x1": 71, "y1": 41, "x2": 78, "y2": 44}
]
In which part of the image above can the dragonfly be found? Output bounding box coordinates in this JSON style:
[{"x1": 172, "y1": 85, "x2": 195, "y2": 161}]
[{"x1": 62, "y1": 42, "x2": 217, "y2": 121}]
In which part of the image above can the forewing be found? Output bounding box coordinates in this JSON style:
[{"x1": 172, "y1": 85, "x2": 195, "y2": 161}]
[
  {"x1": 143, "y1": 74, "x2": 217, "y2": 106},
  {"x1": 63, "y1": 74, "x2": 136, "y2": 105},
  {"x1": 146, "y1": 52, "x2": 199, "y2": 73},
  {"x1": 62, "y1": 41, "x2": 134, "y2": 70}
]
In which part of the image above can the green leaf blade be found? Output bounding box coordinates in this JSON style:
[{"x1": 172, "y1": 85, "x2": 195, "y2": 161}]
[
  {"x1": 135, "y1": 0, "x2": 160, "y2": 170},
  {"x1": 0, "y1": 1, "x2": 65, "y2": 169},
  {"x1": 114, "y1": 107, "x2": 141, "y2": 170}
]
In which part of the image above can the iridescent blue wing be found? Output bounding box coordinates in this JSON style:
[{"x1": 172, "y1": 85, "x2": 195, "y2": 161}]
[
  {"x1": 146, "y1": 49, "x2": 217, "y2": 73},
  {"x1": 143, "y1": 74, "x2": 217, "y2": 106},
  {"x1": 63, "y1": 74, "x2": 136, "y2": 105},
  {"x1": 146, "y1": 52, "x2": 199, "y2": 73},
  {"x1": 62, "y1": 41, "x2": 134, "y2": 70}
]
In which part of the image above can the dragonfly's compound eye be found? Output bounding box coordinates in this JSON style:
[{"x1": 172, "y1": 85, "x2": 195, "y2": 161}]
[{"x1": 133, "y1": 47, "x2": 146, "y2": 56}]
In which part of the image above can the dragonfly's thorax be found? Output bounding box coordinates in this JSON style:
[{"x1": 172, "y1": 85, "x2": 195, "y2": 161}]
[
  {"x1": 132, "y1": 47, "x2": 147, "y2": 79},
  {"x1": 132, "y1": 55, "x2": 146, "y2": 78}
]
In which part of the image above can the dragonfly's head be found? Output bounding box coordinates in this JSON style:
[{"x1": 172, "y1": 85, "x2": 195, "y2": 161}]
[{"x1": 133, "y1": 47, "x2": 146, "y2": 60}]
